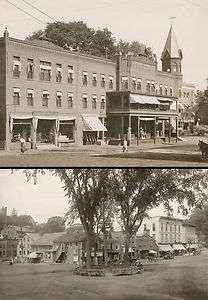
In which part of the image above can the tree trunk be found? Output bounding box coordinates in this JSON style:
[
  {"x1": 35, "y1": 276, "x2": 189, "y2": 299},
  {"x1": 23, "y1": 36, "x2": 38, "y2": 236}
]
[
  {"x1": 85, "y1": 233, "x2": 92, "y2": 268},
  {"x1": 103, "y1": 235, "x2": 108, "y2": 267},
  {"x1": 124, "y1": 233, "x2": 131, "y2": 265}
]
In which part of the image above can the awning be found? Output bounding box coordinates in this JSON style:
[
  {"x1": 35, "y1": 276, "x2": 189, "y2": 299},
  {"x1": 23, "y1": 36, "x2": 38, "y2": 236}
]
[
  {"x1": 27, "y1": 252, "x2": 39, "y2": 259},
  {"x1": 157, "y1": 97, "x2": 173, "y2": 102},
  {"x1": 139, "y1": 117, "x2": 155, "y2": 121},
  {"x1": 149, "y1": 250, "x2": 157, "y2": 254},
  {"x1": 82, "y1": 116, "x2": 107, "y2": 132},
  {"x1": 40, "y1": 64, "x2": 51, "y2": 70},
  {"x1": 35, "y1": 115, "x2": 57, "y2": 120},
  {"x1": 59, "y1": 116, "x2": 76, "y2": 121},
  {"x1": 10, "y1": 113, "x2": 33, "y2": 119},
  {"x1": 172, "y1": 244, "x2": 186, "y2": 251},
  {"x1": 130, "y1": 94, "x2": 160, "y2": 105},
  {"x1": 159, "y1": 244, "x2": 173, "y2": 252}
]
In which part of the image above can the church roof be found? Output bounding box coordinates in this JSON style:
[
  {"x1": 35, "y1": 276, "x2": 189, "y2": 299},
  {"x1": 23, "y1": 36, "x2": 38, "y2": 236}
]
[{"x1": 161, "y1": 25, "x2": 181, "y2": 59}]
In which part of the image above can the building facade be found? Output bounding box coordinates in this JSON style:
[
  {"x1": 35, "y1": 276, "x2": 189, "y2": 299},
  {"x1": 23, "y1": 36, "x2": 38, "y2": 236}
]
[
  {"x1": 0, "y1": 25, "x2": 183, "y2": 149},
  {"x1": 137, "y1": 216, "x2": 198, "y2": 250},
  {"x1": 107, "y1": 25, "x2": 183, "y2": 143},
  {"x1": 178, "y1": 82, "x2": 196, "y2": 134}
]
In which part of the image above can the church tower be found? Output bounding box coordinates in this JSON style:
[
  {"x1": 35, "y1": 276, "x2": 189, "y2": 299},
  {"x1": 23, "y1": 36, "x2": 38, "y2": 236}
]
[{"x1": 161, "y1": 25, "x2": 183, "y2": 74}]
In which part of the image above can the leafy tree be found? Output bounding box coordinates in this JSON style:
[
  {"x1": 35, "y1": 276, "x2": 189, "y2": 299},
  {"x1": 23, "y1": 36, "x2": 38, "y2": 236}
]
[
  {"x1": 45, "y1": 216, "x2": 65, "y2": 233},
  {"x1": 26, "y1": 21, "x2": 154, "y2": 60},
  {"x1": 110, "y1": 169, "x2": 207, "y2": 263},
  {"x1": 195, "y1": 90, "x2": 208, "y2": 124},
  {"x1": 18, "y1": 168, "x2": 207, "y2": 267},
  {"x1": 189, "y1": 204, "x2": 208, "y2": 246}
]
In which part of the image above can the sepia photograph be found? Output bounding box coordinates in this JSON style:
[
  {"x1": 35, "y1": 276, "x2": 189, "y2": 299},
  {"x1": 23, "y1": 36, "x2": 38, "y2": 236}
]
[
  {"x1": 0, "y1": 1, "x2": 208, "y2": 300},
  {"x1": 0, "y1": 168, "x2": 208, "y2": 300},
  {"x1": 0, "y1": 0, "x2": 208, "y2": 167}
]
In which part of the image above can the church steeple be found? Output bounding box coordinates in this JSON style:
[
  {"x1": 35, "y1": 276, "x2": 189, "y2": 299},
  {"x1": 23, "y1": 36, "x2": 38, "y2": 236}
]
[{"x1": 161, "y1": 25, "x2": 182, "y2": 74}]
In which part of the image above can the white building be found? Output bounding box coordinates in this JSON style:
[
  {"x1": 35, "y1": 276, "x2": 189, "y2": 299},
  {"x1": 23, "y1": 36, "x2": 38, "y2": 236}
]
[{"x1": 137, "y1": 216, "x2": 198, "y2": 250}]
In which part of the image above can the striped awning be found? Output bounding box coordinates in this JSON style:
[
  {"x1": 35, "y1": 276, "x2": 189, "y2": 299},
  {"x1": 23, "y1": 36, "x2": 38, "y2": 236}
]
[
  {"x1": 172, "y1": 244, "x2": 186, "y2": 251},
  {"x1": 82, "y1": 116, "x2": 107, "y2": 132},
  {"x1": 130, "y1": 94, "x2": 160, "y2": 105}
]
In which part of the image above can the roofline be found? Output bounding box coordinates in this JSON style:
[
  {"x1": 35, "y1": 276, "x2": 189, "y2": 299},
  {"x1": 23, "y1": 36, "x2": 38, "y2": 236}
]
[{"x1": 7, "y1": 37, "x2": 116, "y2": 65}]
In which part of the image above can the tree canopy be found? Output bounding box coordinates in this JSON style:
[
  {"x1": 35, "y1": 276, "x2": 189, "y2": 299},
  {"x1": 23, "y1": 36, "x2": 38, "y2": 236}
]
[
  {"x1": 19, "y1": 168, "x2": 208, "y2": 267},
  {"x1": 26, "y1": 21, "x2": 155, "y2": 60}
]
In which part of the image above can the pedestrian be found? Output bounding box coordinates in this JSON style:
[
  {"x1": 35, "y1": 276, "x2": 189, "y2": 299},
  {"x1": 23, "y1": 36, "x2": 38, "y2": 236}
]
[
  {"x1": 19, "y1": 136, "x2": 27, "y2": 153},
  {"x1": 123, "y1": 138, "x2": 128, "y2": 152}
]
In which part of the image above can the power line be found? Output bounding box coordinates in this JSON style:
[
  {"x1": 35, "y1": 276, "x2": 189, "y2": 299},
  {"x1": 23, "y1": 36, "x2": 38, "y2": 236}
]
[
  {"x1": 20, "y1": 0, "x2": 57, "y2": 22},
  {"x1": 4, "y1": 0, "x2": 47, "y2": 25}
]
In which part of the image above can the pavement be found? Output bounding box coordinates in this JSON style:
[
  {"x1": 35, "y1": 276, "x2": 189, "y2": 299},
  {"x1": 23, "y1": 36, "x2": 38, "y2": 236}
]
[{"x1": 0, "y1": 136, "x2": 207, "y2": 167}]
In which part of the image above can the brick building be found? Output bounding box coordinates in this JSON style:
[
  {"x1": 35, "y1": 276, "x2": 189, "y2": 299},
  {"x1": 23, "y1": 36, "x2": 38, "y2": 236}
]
[
  {"x1": 0, "y1": 25, "x2": 183, "y2": 149},
  {"x1": 107, "y1": 25, "x2": 183, "y2": 143}
]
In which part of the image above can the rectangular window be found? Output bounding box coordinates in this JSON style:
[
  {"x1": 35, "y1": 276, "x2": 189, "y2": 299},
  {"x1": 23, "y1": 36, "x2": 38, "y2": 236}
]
[
  {"x1": 101, "y1": 75, "x2": 106, "y2": 88},
  {"x1": 165, "y1": 87, "x2": 168, "y2": 96},
  {"x1": 68, "y1": 66, "x2": 74, "y2": 84},
  {"x1": 161, "y1": 223, "x2": 163, "y2": 232},
  {"x1": 13, "y1": 56, "x2": 21, "y2": 78},
  {"x1": 122, "y1": 77, "x2": 128, "y2": 90},
  {"x1": 42, "y1": 91, "x2": 49, "y2": 107},
  {"x1": 151, "y1": 82, "x2": 155, "y2": 94},
  {"x1": 152, "y1": 223, "x2": 156, "y2": 231},
  {"x1": 159, "y1": 85, "x2": 163, "y2": 95},
  {"x1": 100, "y1": 96, "x2": 105, "y2": 110},
  {"x1": 109, "y1": 76, "x2": 113, "y2": 89},
  {"x1": 13, "y1": 88, "x2": 21, "y2": 105},
  {"x1": 92, "y1": 96, "x2": 97, "y2": 109},
  {"x1": 40, "y1": 61, "x2": 52, "y2": 81},
  {"x1": 137, "y1": 79, "x2": 142, "y2": 91},
  {"x1": 82, "y1": 95, "x2": 88, "y2": 109},
  {"x1": 132, "y1": 78, "x2": 136, "y2": 90},
  {"x1": 27, "y1": 89, "x2": 34, "y2": 106},
  {"x1": 27, "y1": 59, "x2": 34, "y2": 80},
  {"x1": 67, "y1": 93, "x2": 73, "y2": 108},
  {"x1": 56, "y1": 92, "x2": 62, "y2": 108},
  {"x1": 170, "y1": 88, "x2": 173, "y2": 96},
  {"x1": 82, "y1": 72, "x2": 88, "y2": 86},
  {"x1": 92, "y1": 74, "x2": 97, "y2": 87},
  {"x1": 146, "y1": 81, "x2": 151, "y2": 94},
  {"x1": 144, "y1": 224, "x2": 147, "y2": 231},
  {"x1": 56, "y1": 64, "x2": 62, "y2": 83}
]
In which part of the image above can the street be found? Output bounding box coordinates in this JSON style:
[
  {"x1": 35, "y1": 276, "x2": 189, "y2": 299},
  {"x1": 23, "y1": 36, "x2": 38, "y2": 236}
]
[
  {"x1": 0, "y1": 251, "x2": 208, "y2": 300},
  {"x1": 0, "y1": 137, "x2": 208, "y2": 167}
]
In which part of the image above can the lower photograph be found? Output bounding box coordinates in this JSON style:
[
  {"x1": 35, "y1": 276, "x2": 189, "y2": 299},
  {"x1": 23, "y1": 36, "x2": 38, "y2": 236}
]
[{"x1": 0, "y1": 168, "x2": 207, "y2": 300}]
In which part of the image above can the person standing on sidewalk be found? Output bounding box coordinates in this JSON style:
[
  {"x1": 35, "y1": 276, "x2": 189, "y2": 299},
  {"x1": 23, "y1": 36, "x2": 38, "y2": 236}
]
[
  {"x1": 123, "y1": 138, "x2": 128, "y2": 152},
  {"x1": 20, "y1": 136, "x2": 27, "y2": 153}
]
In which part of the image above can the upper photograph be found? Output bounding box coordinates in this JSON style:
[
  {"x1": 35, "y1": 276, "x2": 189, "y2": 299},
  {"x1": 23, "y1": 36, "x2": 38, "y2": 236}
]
[{"x1": 0, "y1": 0, "x2": 207, "y2": 167}]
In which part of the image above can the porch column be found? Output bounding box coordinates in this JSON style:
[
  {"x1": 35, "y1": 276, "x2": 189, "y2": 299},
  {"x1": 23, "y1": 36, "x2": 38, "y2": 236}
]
[
  {"x1": 101, "y1": 118, "x2": 105, "y2": 141},
  {"x1": 137, "y1": 116, "x2": 140, "y2": 146},
  {"x1": 168, "y1": 117, "x2": 171, "y2": 143},
  {"x1": 162, "y1": 120, "x2": 165, "y2": 137},
  {"x1": 127, "y1": 114, "x2": 131, "y2": 146},
  {"x1": 31, "y1": 117, "x2": 37, "y2": 150},
  {"x1": 121, "y1": 116, "x2": 124, "y2": 136},
  {"x1": 154, "y1": 117, "x2": 157, "y2": 144},
  {"x1": 176, "y1": 116, "x2": 178, "y2": 143}
]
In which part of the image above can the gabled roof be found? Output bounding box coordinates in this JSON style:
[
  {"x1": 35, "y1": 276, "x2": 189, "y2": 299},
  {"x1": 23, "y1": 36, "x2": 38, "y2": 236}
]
[
  {"x1": 54, "y1": 225, "x2": 86, "y2": 243},
  {"x1": 161, "y1": 25, "x2": 181, "y2": 59},
  {"x1": 32, "y1": 232, "x2": 64, "y2": 246}
]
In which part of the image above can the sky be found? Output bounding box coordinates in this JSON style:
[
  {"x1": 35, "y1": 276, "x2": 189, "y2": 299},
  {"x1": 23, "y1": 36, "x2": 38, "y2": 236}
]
[
  {"x1": 0, "y1": 169, "x2": 188, "y2": 224},
  {"x1": 0, "y1": 0, "x2": 208, "y2": 90}
]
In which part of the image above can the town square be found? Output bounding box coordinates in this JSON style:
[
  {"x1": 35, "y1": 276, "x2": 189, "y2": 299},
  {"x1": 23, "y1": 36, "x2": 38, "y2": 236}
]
[{"x1": 1, "y1": 169, "x2": 208, "y2": 299}]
